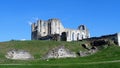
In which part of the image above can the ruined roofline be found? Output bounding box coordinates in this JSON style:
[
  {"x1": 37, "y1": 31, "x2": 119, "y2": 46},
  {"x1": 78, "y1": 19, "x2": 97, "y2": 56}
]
[
  {"x1": 48, "y1": 18, "x2": 60, "y2": 21},
  {"x1": 36, "y1": 18, "x2": 60, "y2": 22},
  {"x1": 32, "y1": 18, "x2": 88, "y2": 30}
]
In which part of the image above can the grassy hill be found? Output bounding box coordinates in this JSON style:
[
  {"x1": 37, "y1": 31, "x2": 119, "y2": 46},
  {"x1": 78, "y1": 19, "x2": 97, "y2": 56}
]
[{"x1": 0, "y1": 40, "x2": 120, "y2": 68}]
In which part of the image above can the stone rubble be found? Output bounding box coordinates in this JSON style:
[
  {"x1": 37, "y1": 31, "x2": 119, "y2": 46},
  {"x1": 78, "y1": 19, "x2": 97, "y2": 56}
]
[
  {"x1": 5, "y1": 49, "x2": 34, "y2": 60},
  {"x1": 43, "y1": 45, "x2": 76, "y2": 59}
]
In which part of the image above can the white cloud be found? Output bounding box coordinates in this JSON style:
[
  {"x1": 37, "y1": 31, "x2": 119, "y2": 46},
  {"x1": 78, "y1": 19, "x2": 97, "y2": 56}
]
[
  {"x1": 28, "y1": 17, "x2": 39, "y2": 26},
  {"x1": 28, "y1": 21, "x2": 32, "y2": 26},
  {"x1": 20, "y1": 39, "x2": 26, "y2": 41},
  {"x1": 32, "y1": 17, "x2": 38, "y2": 21}
]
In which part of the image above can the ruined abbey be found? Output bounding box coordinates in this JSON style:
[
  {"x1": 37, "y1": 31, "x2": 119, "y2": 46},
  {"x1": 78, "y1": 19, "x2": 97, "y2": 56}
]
[{"x1": 31, "y1": 18, "x2": 90, "y2": 41}]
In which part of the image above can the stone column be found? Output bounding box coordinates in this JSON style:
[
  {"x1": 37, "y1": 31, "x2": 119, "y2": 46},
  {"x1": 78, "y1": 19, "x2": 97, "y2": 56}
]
[
  {"x1": 51, "y1": 20, "x2": 55, "y2": 34},
  {"x1": 117, "y1": 33, "x2": 120, "y2": 46},
  {"x1": 45, "y1": 21, "x2": 48, "y2": 35},
  {"x1": 31, "y1": 23, "x2": 35, "y2": 32},
  {"x1": 40, "y1": 20, "x2": 44, "y2": 36},
  {"x1": 37, "y1": 20, "x2": 41, "y2": 35},
  {"x1": 31, "y1": 23, "x2": 35, "y2": 40}
]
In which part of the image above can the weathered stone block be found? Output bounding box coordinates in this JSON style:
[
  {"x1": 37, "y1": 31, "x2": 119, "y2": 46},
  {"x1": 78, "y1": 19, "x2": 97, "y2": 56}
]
[
  {"x1": 43, "y1": 45, "x2": 76, "y2": 59},
  {"x1": 5, "y1": 49, "x2": 34, "y2": 60}
]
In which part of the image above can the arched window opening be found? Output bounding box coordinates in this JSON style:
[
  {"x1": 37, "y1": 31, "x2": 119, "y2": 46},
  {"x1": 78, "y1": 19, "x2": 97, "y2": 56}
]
[
  {"x1": 77, "y1": 33, "x2": 80, "y2": 40},
  {"x1": 61, "y1": 32, "x2": 67, "y2": 41}
]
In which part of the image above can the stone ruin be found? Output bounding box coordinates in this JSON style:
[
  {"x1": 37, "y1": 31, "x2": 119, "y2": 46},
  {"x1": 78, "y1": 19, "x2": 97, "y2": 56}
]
[
  {"x1": 5, "y1": 49, "x2": 34, "y2": 60},
  {"x1": 43, "y1": 45, "x2": 76, "y2": 59},
  {"x1": 78, "y1": 44, "x2": 98, "y2": 57},
  {"x1": 31, "y1": 18, "x2": 90, "y2": 41},
  {"x1": 78, "y1": 40, "x2": 109, "y2": 57},
  {"x1": 78, "y1": 33, "x2": 120, "y2": 57},
  {"x1": 84, "y1": 33, "x2": 120, "y2": 46}
]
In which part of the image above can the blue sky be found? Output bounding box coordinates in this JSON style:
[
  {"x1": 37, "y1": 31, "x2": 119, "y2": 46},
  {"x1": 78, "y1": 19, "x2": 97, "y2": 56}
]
[{"x1": 0, "y1": 0, "x2": 120, "y2": 42}]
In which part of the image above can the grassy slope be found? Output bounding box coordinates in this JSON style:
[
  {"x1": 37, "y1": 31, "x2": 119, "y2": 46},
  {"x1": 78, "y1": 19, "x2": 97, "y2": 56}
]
[
  {"x1": 0, "y1": 40, "x2": 85, "y2": 59},
  {"x1": 0, "y1": 40, "x2": 120, "y2": 68}
]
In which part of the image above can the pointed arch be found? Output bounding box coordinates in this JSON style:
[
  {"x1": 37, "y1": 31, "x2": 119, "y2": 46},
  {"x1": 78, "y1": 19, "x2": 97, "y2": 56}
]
[
  {"x1": 61, "y1": 32, "x2": 67, "y2": 41},
  {"x1": 77, "y1": 33, "x2": 80, "y2": 40}
]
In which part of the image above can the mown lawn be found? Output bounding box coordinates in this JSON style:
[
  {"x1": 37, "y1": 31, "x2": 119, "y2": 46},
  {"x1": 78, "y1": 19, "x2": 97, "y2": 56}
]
[
  {"x1": 0, "y1": 40, "x2": 120, "y2": 68},
  {"x1": 0, "y1": 62, "x2": 119, "y2": 68}
]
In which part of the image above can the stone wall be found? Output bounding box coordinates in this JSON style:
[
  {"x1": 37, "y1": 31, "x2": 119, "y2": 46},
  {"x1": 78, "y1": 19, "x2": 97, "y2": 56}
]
[
  {"x1": 31, "y1": 18, "x2": 90, "y2": 41},
  {"x1": 117, "y1": 33, "x2": 120, "y2": 46},
  {"x1": 84, "y1": 33, "x2": 120, "y2": 46}
]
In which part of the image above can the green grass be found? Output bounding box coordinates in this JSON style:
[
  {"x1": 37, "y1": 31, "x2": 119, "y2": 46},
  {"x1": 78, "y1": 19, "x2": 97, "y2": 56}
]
[
  {"x1": 0, "y1": 40, "x2": 85, "y2": 59},
  {"x1": 0, "y1": 40, "x2": 120, "y2": 68}
]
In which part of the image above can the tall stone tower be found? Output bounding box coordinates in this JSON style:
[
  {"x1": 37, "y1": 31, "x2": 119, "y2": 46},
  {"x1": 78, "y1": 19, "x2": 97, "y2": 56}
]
[{"x1": 47, "y1": 19, "x2": 64, "y2": 35}]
